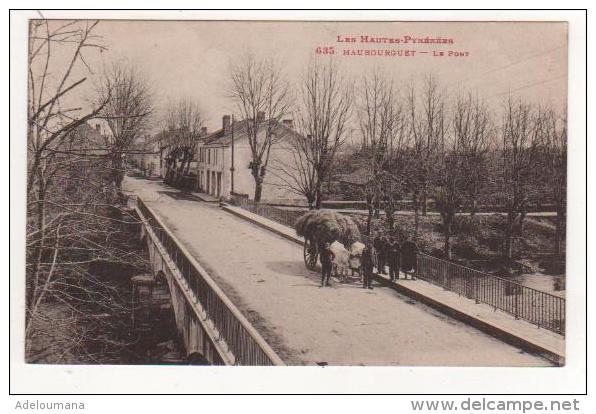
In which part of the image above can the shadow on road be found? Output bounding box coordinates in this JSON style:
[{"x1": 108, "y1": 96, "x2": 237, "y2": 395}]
[
  {"x1": 157, "y1": 190, "x2": 203, "y2": 202},
  {"x1": 265, "y1": 260, "x2": 370, "y2": 289},
  {"x1": 128, "y1": 174, "x2": 163, "y2": 182},
  {"x1": 264, "y1": 260, "x2": 314, "y2": 278}
]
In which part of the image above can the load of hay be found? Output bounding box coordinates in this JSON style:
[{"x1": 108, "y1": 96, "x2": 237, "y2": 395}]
[{"x1": 295, "y1": 210, "x2": 361, "y2": 247}]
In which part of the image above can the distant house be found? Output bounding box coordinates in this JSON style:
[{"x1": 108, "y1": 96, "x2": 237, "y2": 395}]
[
  {"x1": 64, "y1": 122, "x2": 107, "y2": 156},
  {"x1": 130, "y1": 126, "x2": 209, "y2": 180},
  {"x1": 145, "y1": 136, "x2": 164, "y2": 177},
  {"x1": 197, "y1": 113, "x2": 302, "y2": 202},
  {"x1": 128, "y1": 133, "x2": 163, "y2": 177},
  {"x1": 55, "y1": 123, "x2": 110, "y2": 194}
]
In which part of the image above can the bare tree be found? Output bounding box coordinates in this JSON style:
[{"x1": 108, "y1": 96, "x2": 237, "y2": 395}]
[
  {"x1": 229, "y1": 54, "x2": 290, "y2": 202},
  {"x1": 434, "y1": 145, "x2": 461, "y2": 260},
  {"x1": 26, "y1": 20, "x2": 148, "y2": 362},
  {"x1": 408, "y1": 75, "x2": 445, "y2": 238},
  {"x1": 97, "y1": 63, "x2": 154, "y2": 190},
  {"x1": 433, "y1": 103, "x2": 463, "y2": 260},
  {"x1": 379, "y1": 100, "x2": 410, "y2": 232},
  {"x1": 27, "y1": 19, "x2": 108, "y2": 322},
  {"x1": 433, "y1": 92, "x2": 495, "y2": 258},
  {"x1": 541, "y1": 109, "x2": 567, "y2": 254},
  {"x1": 499, "y1": 98, "x2": 544, "y2": 259},
  {"x1": 27, "y1": 20, "x2": 108, "y2": 199},
  {"x1": 357, "y1": 71, "x2": 401, "y2": 235},
  {"x1": 162, "y1": 98, "x2": 204, "y2": 184},
  {"x1": 453, "y1": 93, "x2": 494, "y2": 216},
  {"x1": 271, "y1": 61, "x2": 351, "y2": 208}
]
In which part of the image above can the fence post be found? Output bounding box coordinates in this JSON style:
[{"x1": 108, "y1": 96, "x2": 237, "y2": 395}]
[
  {"x1": 474, "y1": 275, "x2": 479, "y2": 304},
  {"x1": 415, "y1": 254, "x2": 419, "y2": 280},
  {"x1": 514, "y1": 286, "x2": 519, "y2": 319}
]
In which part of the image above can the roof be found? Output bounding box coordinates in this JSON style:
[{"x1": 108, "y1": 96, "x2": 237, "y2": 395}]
[
  {"x1": 146, "y1": 130, "x2": 168, "y2": 145},
  {"x1": 68, "y1": 122, "x2": 105, "y2": 148},
  {"x1": 148, "y1": 128, "x2": 209, "y2": 150},
  {"x1": 59, "y1": 122, "x2": 108, "y2": 156},
  {"x1": 201, "y1": 119, "x2": 302, "y2": 147}
]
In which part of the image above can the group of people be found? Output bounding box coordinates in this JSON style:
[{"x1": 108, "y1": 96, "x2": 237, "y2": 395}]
[
  {"x1": 372, "y1": 235, "x2": 402, "y2": 282},
  {"x1": 318, "y1": 233, "x2": 417, "y2": 289}
]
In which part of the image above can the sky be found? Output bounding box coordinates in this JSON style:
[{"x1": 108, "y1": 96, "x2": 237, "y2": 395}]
[{"x1": 38, "y1": 19, "x2": 568, "y2": 137}]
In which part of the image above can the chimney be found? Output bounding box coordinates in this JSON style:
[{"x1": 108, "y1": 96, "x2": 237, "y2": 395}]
[
  {"x1": 222, "y1": 115, "x2": 231, "y2": 132},
  {"x1": 200, "y1": 126, "x2": 208, "y2": 136},
  {"x1": 95, "y1": 124, "x2": 101, "y2": 134},
  {"x1": 257, "y1": 111, "x2": 265, "y2": 122},
  {"x1": 282, "y1": 119, "x2": 294, "y2": 129}
]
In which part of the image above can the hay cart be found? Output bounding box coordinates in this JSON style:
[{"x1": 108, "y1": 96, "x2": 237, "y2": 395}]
[{"x1": 294, "y1": 210, "x2": 361, "y2": 271}]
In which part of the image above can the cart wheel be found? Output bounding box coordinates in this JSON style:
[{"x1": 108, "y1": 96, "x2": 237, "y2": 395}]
[{"x1": 304, "y1": 239, "x2": 319, "y2": 271}]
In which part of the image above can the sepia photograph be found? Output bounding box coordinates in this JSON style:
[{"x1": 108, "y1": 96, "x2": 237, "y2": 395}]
[
  {"x1": 9, "y1": 9, "x2": 588, "y2": 398},
  {"x1": 21, "y1": 17, "x2": 570, "y2": 368}
]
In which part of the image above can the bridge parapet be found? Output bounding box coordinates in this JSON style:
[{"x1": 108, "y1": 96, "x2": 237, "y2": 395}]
[{"x1": 135, "y1": 197, "x2": 285, "y2": 366}]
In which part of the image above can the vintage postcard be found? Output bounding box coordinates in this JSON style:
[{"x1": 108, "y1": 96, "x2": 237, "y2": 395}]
[{"x1": 10, "y1": 10, "x2": 586, "y2": 396}]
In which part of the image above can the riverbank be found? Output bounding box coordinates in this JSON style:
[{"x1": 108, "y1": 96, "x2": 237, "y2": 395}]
[{"x1": 25, "y1": 212, "x2": 187, "y2": 365}]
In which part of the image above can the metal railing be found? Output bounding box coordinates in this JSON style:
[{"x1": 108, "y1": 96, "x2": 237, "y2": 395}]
[
  {"x1": 136, "y1": 198, "x2": 284, "y2": 365},
  {"x1": 233, "y1": 196, "x2": 305, "y2": 228},
  {"x1": 226, "y1": 197, "x2": 566, "y2": 335},
  {"x1": 416, "y1": 253, "x2": 565, "y2": 335}
]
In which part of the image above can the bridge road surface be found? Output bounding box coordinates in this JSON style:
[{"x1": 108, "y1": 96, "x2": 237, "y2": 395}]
[{"x1": 125, "y1": 177, "x2": 550, "y2": 366}]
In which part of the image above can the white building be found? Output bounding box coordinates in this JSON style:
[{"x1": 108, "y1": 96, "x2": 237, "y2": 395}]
[{"x1": 197, "y1": 113, "x2": 302, "y2": 202}]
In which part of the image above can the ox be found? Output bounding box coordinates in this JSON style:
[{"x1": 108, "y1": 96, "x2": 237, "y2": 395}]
[
  {"x1": 329, "y1": 241, "x2": 366, "y2": 282},
  {"x1": 329, "y1": 241, "x2": 351, "y2": 282}
]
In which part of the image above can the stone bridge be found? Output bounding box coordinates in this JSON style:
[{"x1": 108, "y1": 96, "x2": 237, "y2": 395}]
[{"x1": 135, "y1": 197, "x2": 284, "y2": 366}]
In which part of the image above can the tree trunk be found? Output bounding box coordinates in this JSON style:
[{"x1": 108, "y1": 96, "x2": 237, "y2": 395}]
[
  {"x1": 183, "y1": 155, "x2": 190, "y2": 175},
  {"x1": 112, "y1": 153, "x2": 124, "y2": 189},
  {"x1": 159, "y1": 148, "x2": 163, "y2": 178},
  {"x1": 444, "y1": 216, "x2": 452, "y2": 259},
  {"x1": 386, "y1": 208, "x2": 395, "y2": 231},
  {"x1": 365, "y1": 195, "x2": 373, "y2": 236},
  {"x1": 519, "y1": 209, "x2": 527, "y2": 236},
  {"x1": 504, "y1": 212, "x2": 515, "y2": 259},
  {"x1": 27, "y1": 179, "x2": 48, "y2": 327},
  {"x1": 373, "y1": 194, "x2": 380, "y2": 218},
  {"x1": 421, "y1": 193, "x2": 428, "y2": 216},
  {"x1": 254, "y1": 178, "x2": 263, "y2": 202},
  {"x1": 471, "y1": 199, "x2": 478, "y2": 217},
  {"x1": 413, "y1": 194, "x2": 420, "y2": 241},
  {"x1": 307, "y1": 193, "x2": 316, "y2": 210},
  {"x1": 506, "y1": 237, "x2": 514, "y2": 259},
  {"x1": 315, "y1": 186, "x2": 323, "y2": 209},
  {"x1": 555, "y1": 209, "x2": 565, "y2": 255}
]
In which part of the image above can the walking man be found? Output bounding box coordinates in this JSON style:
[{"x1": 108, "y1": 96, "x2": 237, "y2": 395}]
[
  {"x1": 401, "y1": 240, "x2": 419, "y2": 280},
  {"x1": 379, "y1": 236, "x2": 390, "y2": 275},
  {"x1": 361, "y1": 245, "x2": 374, "y2": 290},
  {"x1": 320, "y1": 242, "x2": 335, "y2": 287},
  {"x1": 388, "y1": 240, "x2": 401, "y2": 282},
  {"x1": 373, "y1": 234, "x2": 385, "y2": 273}
]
